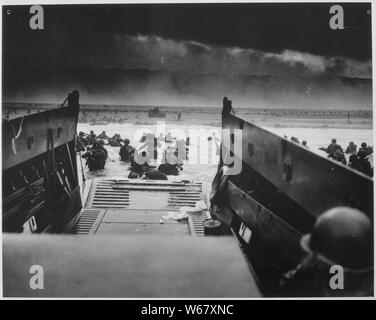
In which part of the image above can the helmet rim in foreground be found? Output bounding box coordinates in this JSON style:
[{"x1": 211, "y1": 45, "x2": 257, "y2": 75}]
[{"x1": 300, "y1": 207, "x2": 373, "y2": 273}]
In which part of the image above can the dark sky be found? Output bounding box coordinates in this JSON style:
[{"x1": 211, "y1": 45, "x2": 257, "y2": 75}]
[
  {"x1": 2, "y1": 3, "x2": 373, "y2": 107},
  {"x1": 2, "y1": 2, "x2": 372, "y2": 72}
]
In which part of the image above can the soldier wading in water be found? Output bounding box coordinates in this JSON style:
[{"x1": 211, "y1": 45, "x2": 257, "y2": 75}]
[{"x1": 82, "y1": 141, "x2": 108, "y2": 171}]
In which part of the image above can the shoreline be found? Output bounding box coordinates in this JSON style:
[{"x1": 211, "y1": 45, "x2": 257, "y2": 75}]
[{"x1": 2, "y1": 102, "x2": 372, "y2": 130}]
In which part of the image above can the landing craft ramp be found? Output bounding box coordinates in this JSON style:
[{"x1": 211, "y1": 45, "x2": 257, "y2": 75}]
[
  {"x1": 3, "y1": 178, "x2": 262, "y2": 297},
  {"x1": 68, "y1": 178, "x2": 209, "y2": 236},
  {"x1": 3, "y1": 234, "x2": 261, "y2": 297}
]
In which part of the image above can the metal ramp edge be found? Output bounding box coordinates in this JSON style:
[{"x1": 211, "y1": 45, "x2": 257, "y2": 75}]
[
  {"x1": 85, "y1": 178, "x2": 203, "y2": 210},
  {"x1": 188, "y1": 211, "x2": 211, "y2": 236},
  {"x1": 70, "y1": 208, "x2": 106, "y2": 235}
]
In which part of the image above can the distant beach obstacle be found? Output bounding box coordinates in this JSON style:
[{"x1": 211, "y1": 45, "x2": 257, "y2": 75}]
[{"x1": 148, "y1": 107, "x2": 166, "y2": 118}]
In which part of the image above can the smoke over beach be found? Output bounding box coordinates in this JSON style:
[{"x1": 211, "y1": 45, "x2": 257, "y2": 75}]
[
  {"x1": 3, "y1": 35, "x2": 372, "y2": 109},
  {"x1": 3, "y1": 4, "x2": 372, "y2": 109}
]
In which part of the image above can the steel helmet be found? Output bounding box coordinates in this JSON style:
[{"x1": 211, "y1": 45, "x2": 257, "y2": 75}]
[{"x1": 300, "y1": 207, "x2": 372, "y2": 271}]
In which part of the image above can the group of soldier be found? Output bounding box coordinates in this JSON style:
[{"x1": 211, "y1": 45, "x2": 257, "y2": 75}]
[
  {"x1": 288, "y1": 135, "x2": 373, "y2": 177},
  {"x1": 77, "y1": 130, "x2": 124, "y2": 149},
  {"x1": 76, "y1": 130, "x2": 133, "y2": 171},
  {"x1": 76, "y1": 132, "x2": 109, "y2": 172},
  {"x1": 325, "y1": 139, "x2": 373, "y2": 176},
  {"x1": 76, "y1": 130, "x2": 186, "y2": 179},
  {"x1": 127, "y1": 132, "x2": 187, "y2": 180},
  {"x1": 289, "y1": 136, "x2": 309, "y2": 148}
]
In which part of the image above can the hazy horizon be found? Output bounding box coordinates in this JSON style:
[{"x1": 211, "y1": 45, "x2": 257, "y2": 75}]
[
  {"x1": 3, "y1": 4, "x2": 372, "y2": 110},
  {"x1": 3, "y1": 68, "x2": 372, "y2": 111}
]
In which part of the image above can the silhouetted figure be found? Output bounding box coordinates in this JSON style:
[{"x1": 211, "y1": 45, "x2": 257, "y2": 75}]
[
  {"x1": 98, "y1": 131, "x2": 110, "y2": 140},
  {"x1": 302, "y1": 140, "x2": 308, "y2": 148},
  {"x1": 358, "y1": 142, "x2": 373, "y2": 156},
  {"x1": 349, "y1": 154, "x2": 360, "y2": 171},
  {"x1": 143, "y1": 168, "x2": 168, "y2": 180},
  {"x1": 61, "y1": 90, "x2": 80, "y2": 109},
  {"x1": 327, "y1": 139, "x2": 343, "y2": 156},
  {"x1": 98, "y1": 140, "x2": 108, "y2": 158},
  {"x1": 76, "y1": 133, "x2": 86, "y2": 152},
  {"x1": 87, "y1": 130, "x2": 97, "y2": 145},
  {"x1": 329, "y1": 149, "x2": 347, "y2": 165},
  {"x1": 129, "y1": 152, "x2": 150, "y2": 178},
  {"x1": 82, "y1": 141, "x2": 107, "y2": 171},
  {"x1": 346, "y1": 141, "x2": 357, "y2": 155},
  {"x1": 158, "y1": 150, "x2": 183, "y2": 176},
  {"x1": 158, "y1": 163, "x2": 182, "y2": 176},
  {"x1": 357, "y1": 149, "x2": 372, "y2": 177},
  {"x1": 291, "y1": 137, "x2": 300, "y2": 144},
  {"x1": 109, "y1": 133, "x2": 123, "y2": 147},
  {"x1": 119, "y1": 139, "x2": 135, "y2": 162},
  {"x1": 222, "y1": 97, "x2": 235, "y2": 114}
]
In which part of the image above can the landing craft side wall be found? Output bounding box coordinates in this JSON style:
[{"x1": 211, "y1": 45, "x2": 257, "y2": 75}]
[
  {"x1": 2, "y1": 106, "x2": 79, "y2": 171},
  {"x1": 222, "y1": 114, "x2": 373, "y2": 219}
]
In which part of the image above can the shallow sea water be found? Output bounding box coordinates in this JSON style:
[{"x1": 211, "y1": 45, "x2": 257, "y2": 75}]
[{"x1": 77, "y1": 118, "x2": 373, "y2": 202}]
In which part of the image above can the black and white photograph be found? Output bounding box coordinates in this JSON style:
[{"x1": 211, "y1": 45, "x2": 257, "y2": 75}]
[{"x1": 1, "y1": 1, "x2": 374, "y2": 301}]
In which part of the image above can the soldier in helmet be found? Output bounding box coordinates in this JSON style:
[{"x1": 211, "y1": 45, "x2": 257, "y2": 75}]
[
  {"x1": 119, "y1": 138, "x2": 135, "y2": 162},
  {"x1": 291, "y1": 136, "x2": 300, "y2": 144},
  {"x1": 327, "y1": 138, "x2": 343, "y2": 156},
  {"x1": 345, "y1": 141, "x2": 357, "y2": 155},
  {"x1": 109, "y1": 133, "x2": 123, "y2": 147},
  {"x1": 82, "y1": 141, "x2": 108, "y2": 171},
  {"x1": 359, "y1": 142, "x2": 373, "y2": 156},
  {"x1": 76, "y1": 131, "x2": 87, "y2": 152},
  {"x1": 279, "y1": 207, "x2": 373, "y2": 297}
]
